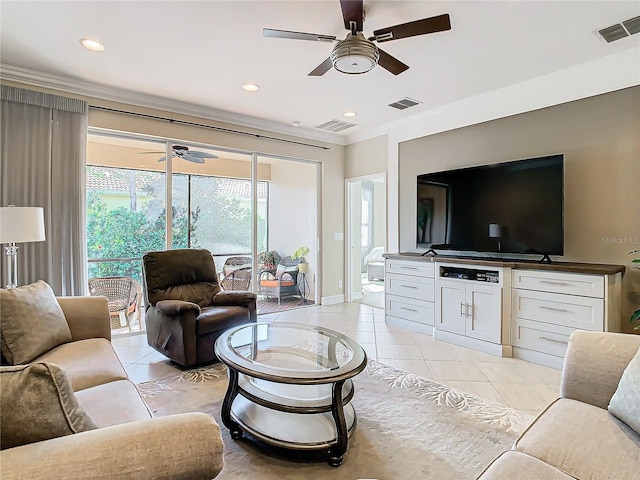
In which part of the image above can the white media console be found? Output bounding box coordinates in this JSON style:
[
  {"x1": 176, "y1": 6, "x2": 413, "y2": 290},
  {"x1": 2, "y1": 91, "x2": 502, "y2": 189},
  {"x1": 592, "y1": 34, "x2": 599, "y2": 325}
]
[{"x1": 384, "y1": 254, "x2": 624, "y2": 369}]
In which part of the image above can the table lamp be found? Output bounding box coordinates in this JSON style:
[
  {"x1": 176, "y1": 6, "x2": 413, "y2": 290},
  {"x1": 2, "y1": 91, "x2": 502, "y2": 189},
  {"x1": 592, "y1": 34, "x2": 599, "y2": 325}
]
[
  {"x1": 488, "y1": 223, "x2": 504, "y2": 252},
  {"x1": 0, "y1": 206, "x2": 46, "y2": 289}
]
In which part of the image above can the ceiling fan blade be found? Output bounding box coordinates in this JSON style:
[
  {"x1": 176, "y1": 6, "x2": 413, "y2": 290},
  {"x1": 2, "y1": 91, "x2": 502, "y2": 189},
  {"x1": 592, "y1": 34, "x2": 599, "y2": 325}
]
[
  {"x1": 340, "y1": 0, "x2": 364, "y2": 32},
  {"x1": 138, "y1": 151, "x2": 165, "y2": 155},
  {"x1": 308, "y1": 57, "x2": 333, "y2": 76},
  {"x1": 263, "y1": 28, "x2": 335, "y2": 42},
  {"x1": 182, "y1": 154, "x2": 206, "y2": 164},
  {"x1": 377, "y1": 48, "x2": 409, "y2": 75},
  {"x1": 372, "y1": 13, "x2": 451, "y2": 43},
  {"x1": 186, "y1": 151, "x2": 218, "y2": 159},
  {"x1": 156, "y1": 156, "x2": 167, "y2": 162}
]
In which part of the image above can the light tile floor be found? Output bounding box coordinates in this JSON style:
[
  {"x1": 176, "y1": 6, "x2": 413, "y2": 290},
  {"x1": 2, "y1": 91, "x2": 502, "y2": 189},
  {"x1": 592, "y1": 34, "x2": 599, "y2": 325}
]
[{"x1": 112, "y1": 302, "x2": 561, "y2": 417}]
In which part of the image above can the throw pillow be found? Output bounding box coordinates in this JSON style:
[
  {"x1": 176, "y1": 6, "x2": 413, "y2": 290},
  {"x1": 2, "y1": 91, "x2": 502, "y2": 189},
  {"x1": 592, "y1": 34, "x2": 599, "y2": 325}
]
[
  {"x1": 0, "y1": 280, "x2": 72, "y2": 364},
  {"x1": 0, "y1": 362, "x2": 97, "y2": 449},
  {"x1": 608, "y1": 347, "x2": 640, "y2": 434}
]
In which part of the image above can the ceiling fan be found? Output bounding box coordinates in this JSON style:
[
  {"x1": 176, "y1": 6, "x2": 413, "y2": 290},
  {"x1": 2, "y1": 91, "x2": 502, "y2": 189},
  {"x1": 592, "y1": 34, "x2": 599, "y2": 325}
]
[
  {"x1": 138, "y1": 145, "x2": 218, "y2": 164},
  {"x1": 263, "y1": 0, "x2": 451, "y2": 76}
]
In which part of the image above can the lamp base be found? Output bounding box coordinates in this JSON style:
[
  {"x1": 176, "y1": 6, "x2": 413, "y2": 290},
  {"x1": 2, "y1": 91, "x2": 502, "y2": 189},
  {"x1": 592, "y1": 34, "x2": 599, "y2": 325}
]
[{"x1": 4, "y1": 243, "x2": 19, "y2": 289}]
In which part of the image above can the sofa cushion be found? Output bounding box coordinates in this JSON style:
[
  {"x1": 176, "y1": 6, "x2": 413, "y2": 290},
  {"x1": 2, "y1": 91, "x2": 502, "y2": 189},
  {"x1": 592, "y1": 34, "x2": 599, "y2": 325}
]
[
  {"x1": 477, "y1": 451, "x2": 574, "y2": 480},
  {"x1": 0, "y1": 362, "x2": 97, "y2": 449},
  {"x1": 516, "y1": 398, "x2": 640, "y2": 480},
  {"x1": 75, "y1": 380, "x2": 152, "y2": 427},
  {"x1": 0, "y1": 281, "x2": 72, "y2": 364},
  {"x1": 608, "y1": 347, "x2": 640, "y2": 434},
  {"x1": 36, "y1": 338, "x2": 128, "y2": 391},
  {"x1": 259, "y1": 279, "x2": 295, "y2": 287}
]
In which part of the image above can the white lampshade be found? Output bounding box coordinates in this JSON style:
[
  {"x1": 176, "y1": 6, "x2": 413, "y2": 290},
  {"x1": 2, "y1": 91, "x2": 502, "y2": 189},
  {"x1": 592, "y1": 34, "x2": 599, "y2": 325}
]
[{"x1": 0, "y1": 207, "x2": 46, "y2": 244}]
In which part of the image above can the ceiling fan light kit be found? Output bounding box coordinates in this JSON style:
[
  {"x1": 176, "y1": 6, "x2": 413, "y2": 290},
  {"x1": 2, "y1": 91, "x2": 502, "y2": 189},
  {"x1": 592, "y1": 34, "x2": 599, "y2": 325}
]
[{"x1": 331, "y1": 32, "x2": 379, "y2": 74}]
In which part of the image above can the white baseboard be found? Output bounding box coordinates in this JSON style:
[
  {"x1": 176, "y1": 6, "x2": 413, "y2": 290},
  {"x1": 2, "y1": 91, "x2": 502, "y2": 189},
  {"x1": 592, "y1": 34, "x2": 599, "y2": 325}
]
[
  {"x1": 385, "y1": 315, "x2": 434, "y2": 335},
  {"x1": 433, "y1": 330, "x2": 510, "y2": 358},
  {"x1": 321, "y1": 294, "x2": 345, "y2": 305},
  {"x1": 512, "y1": 346, "x2": 563, "y2": 370}
]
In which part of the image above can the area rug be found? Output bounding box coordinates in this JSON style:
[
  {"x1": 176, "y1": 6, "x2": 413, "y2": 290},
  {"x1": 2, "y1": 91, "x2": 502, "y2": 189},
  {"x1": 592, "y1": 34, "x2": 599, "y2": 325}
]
[{"x1": 138, "y1": 360, "x2": 533, "y2": 480}]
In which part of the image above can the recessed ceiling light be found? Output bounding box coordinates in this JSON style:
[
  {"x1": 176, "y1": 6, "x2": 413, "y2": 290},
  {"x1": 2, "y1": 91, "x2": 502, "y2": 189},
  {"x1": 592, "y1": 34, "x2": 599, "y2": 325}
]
[
  {"x1": 242, "y1": 83, "x2": 260, "y2": 92},
  {"x1": 80, "y1": 38, "x2": 106, "y2": 52},
  {"x1": 343, "y1": 111, "x2": 357, "y2": 118},
  {"x1": 291, "y1": 121, "x2": 301, "y2": 127}
]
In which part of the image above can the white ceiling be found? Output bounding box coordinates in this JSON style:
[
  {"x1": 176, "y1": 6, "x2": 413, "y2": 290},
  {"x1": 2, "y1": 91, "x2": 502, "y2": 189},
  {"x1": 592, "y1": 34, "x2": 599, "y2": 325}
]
[{"x1": 1, "y1": 1, "x2": 639, "y2": 145}]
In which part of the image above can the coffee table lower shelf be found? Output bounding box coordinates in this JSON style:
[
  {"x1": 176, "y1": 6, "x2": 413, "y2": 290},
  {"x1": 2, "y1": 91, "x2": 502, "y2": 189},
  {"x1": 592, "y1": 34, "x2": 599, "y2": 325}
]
[{"x1": 230, "y1": 395, "x2": 357, "y2": 450}]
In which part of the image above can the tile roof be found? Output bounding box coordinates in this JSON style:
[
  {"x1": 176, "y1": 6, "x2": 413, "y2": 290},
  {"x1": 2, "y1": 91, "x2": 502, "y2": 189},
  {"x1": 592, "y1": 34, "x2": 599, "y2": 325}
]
[{"x1": 86, "y1": 166, "x2": 267, "y2": 199}]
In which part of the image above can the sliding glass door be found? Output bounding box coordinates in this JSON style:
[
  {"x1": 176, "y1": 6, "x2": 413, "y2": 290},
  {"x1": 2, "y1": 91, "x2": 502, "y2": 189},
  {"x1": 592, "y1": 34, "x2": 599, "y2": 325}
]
[
  {"x1": 170, "y1": 146, "x2": 265, "y2": 267},
  {"x1": 256, "y1": 154, "x2": 319, "y2": 306},
  {"x1": 86, "y1": 130, "x2": 320, "y2": 336}
]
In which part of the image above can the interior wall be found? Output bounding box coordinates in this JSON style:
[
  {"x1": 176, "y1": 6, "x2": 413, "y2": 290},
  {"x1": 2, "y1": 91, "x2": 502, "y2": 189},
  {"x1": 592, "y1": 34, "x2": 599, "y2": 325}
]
[
  {"x1": 1, "y1": 80, "x2": 346, "y2": 300},
  {"x1": 398, "y1": 86, "x2": 640, "y2": 332},
  {"x1": 345, "y1": 135, "x2": 388, "y2": 179}
]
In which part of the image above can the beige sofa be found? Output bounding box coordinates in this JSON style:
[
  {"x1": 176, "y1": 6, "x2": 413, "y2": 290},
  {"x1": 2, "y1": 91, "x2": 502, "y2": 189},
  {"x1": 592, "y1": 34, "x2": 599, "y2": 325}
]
[
  {"x1": 478, "y1": 330, "x2": 640, "y2": 480},
  {"x1": 1, "y1": 295, "x2": 224, "y2": 480}
]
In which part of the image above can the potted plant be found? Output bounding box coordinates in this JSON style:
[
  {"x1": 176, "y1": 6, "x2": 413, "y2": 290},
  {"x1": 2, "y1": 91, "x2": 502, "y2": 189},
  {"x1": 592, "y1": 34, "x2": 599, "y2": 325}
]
[
  {"x1": 257, "y1": 250, "x2": 281, "y2": 270},
  {"x1": 292, "y1": 246, "x2": 311, "y2": 273},
  {"x1": 630, "y1": 249, "x2": 640, "y2": 331}
]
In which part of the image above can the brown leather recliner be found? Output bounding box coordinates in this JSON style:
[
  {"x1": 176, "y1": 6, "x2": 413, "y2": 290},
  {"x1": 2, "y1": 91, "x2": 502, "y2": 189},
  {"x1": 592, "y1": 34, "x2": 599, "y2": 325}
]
[{"x1": 142, "y1": 248, "x2": 257, "y2": 367}]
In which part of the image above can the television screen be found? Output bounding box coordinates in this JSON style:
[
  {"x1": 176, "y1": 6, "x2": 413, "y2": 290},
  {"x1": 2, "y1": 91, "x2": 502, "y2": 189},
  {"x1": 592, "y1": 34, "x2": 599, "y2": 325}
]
[{"x1": 417, "y1": 155, "x2": 564, "y2": 256}]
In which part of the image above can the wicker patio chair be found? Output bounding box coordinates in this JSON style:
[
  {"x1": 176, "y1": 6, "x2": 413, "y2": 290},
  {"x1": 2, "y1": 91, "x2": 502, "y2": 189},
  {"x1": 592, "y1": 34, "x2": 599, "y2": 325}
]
[
  {"x1": 258, "y1": 256, "x2": 301, "y2": 304},
  {"x1": 220, "y1": 256, "x2": 252, "y2": 291},
  {"x1": 88, "y1": 276, "x2": 139, "y2": 331}
]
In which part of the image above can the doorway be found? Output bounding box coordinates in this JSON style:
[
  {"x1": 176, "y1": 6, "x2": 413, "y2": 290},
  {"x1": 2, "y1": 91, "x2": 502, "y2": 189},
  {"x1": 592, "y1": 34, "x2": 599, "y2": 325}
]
[{"x1": 346, "y1": 174, "x2": 386, "y2": 309}]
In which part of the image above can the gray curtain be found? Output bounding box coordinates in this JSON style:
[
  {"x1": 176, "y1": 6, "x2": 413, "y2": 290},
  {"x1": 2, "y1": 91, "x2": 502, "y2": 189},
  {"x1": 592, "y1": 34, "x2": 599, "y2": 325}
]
[{"x1": 0, "y1": 85, "x2": 88, "y2": 295}]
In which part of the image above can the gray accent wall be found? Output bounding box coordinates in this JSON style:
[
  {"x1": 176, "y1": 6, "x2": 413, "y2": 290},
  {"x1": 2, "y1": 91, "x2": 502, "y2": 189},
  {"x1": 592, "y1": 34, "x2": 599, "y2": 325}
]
[{"x1": 398, "y1": 86, "x2": 640, "y2": 332}]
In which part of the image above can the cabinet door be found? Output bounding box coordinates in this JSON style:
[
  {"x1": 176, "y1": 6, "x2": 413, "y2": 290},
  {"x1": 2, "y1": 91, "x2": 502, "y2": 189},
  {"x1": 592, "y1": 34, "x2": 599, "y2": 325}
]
[
  {"x1": 435, "y1": 280, "x2": 466, "y2": 335},
  {"x1": 466, "y1": 284, "x2": 501, "y2": 344}
]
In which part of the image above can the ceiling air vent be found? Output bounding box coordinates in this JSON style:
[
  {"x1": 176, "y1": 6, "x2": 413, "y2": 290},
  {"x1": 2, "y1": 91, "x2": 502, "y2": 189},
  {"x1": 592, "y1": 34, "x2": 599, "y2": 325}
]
[
  {"x1": 623, "y1": 16, "x2": 640, "y2": 36},
  {"x1": 315, "y1": 119, "x2": 357, "y2": 132},
  {"x1": 597, "y1": 16, "x2": 640, "y2": 43},
  {"x1": 388, "y1": 97, "x2": 422, "y2": 110}
]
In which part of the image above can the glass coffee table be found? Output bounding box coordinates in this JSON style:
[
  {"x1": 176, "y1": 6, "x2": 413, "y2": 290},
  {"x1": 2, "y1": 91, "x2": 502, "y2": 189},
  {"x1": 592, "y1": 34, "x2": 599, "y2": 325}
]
[{"x1": 214, "y1": 322, "x2": 367, "y2": 466}]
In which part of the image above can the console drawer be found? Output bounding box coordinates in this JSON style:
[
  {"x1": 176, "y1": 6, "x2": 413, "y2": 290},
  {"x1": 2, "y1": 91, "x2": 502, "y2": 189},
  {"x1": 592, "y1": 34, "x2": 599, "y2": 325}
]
[
  {"x1": 511, "y1": 318, "x2": 574, "y2": 358},
  {"x1": 512, "y1": 288, "x2": 604, "y2": 330},
  {"x1": 512, "y1": 270, "x2": 604, "y2": 298},
  {"x1": 385, "y1": 273, "x2": 434, "y2": 301},
  {"x1": 386, "y1": 259, "x2": 434, "y2": 277},
  {"x1": 386, "y1": 294, "x2": 434, "y2": 326}
]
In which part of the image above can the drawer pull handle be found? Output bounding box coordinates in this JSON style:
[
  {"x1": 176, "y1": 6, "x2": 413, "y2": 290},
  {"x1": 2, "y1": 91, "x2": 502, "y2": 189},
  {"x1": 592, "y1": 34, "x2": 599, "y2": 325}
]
[
  {"x1": 539, "y1": 305, "x2": 570, "y2": 313},
  {"x1": 400, "y1": 307, "x2": 418, "y2": 313},
  {"x1": 400, "y1": 266, "x2": 418, "y2": 270},
  {"x1": 540, "y1": 280, "x2": 571, "y2": 287},
  {"x1": 539, "y1": 336, "x2": 568, "y2": 345},
  {"x1": 400, "y1": 284, "x2": 418, "y2": 289}
]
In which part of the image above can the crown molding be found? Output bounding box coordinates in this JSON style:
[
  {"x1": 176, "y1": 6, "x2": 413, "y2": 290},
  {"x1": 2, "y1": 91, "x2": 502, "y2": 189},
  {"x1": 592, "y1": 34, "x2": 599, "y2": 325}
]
[{"x1": 0, "y1": 64, "x2": 348, "y2": 146}]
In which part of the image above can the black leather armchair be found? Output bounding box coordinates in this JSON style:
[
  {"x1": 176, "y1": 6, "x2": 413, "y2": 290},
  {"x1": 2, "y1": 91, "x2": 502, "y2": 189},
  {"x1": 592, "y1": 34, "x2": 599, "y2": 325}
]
[{"x1": 142, "y1": 248, "x2": 257, "y2": 367}]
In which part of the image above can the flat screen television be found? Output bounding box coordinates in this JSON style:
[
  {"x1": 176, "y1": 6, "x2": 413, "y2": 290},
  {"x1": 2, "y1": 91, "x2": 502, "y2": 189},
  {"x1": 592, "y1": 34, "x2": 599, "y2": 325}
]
[{"x1": 417, "y1": 154, "x2": 564, "y2": 257}]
